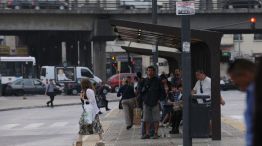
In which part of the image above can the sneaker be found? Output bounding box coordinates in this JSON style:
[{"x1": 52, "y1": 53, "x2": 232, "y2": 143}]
[
  {"x1": 169, "y1": 130, "x2": 179, "y2": 134},
  {"x1": 106, "y1": 108, "x2": 111, "y2": 111},
  {"x1": 126, "y1": 125, "x2": 132, "y2": 130},
  {"x1": 152, "y1": 134, "x2": 159, "y2": 139},
  {"x1": 141, "y1": 135, "x2": 150, "y2": 139},
  {"x1": 163, "y1": 123, "x2": 169, "y2": 127}
]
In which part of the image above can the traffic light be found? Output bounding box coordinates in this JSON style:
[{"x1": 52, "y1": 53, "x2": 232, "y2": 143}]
[
  {"x1": 250, "y1": 17, "x2": 256, "y2": 30},
  {"x1": 111, "y1": 56, "x2": 116, "y2": 61}
]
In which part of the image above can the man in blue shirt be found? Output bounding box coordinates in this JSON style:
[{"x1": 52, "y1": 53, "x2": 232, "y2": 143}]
[{"x1": 227, "y1": 59, "x2": 256, "y2": 146}]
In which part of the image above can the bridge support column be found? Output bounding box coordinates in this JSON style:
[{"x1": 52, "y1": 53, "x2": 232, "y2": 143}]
[
  {"x1": 92, "y1": 41, "x2": 107, "y2": 82},
  {"x1": 79, "y1": 41, "x2": 92, "y2": 68}
]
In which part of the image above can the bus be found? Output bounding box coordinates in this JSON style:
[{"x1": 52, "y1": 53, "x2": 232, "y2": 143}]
[{"x1": 0, "y1": 56, "x2": 36, "y2": 85}]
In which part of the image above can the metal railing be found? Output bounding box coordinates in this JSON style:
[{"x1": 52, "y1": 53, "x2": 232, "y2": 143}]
[{"x1": 0, "y1": 0, "x2": 261, "y2": 11}]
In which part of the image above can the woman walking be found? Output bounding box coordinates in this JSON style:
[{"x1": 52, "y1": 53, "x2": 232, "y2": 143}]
[
  {"x1": 45, "y1": 79, "x2": 56, "y2": 107},
  {"x1": 79, "y1": 79, "x2": 104, "y2": 142},
  {"x1": 117, "y1": 76, "x2": 136, "y2": 130}
]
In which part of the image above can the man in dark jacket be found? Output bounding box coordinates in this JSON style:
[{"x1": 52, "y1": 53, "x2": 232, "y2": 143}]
[{"x1": 141, "y1": 66, "x2": 165, "y2": 139}]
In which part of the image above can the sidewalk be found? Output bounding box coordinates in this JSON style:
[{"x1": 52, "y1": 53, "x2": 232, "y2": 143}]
[
  {"x1": 0, "y1": 93, "x2": 119, "y2": 111},
  {"x1": 76, "y1": 107, "x2": 245, "y2": 146}
]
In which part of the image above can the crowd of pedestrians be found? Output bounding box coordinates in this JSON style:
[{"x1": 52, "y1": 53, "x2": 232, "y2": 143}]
[{"x1": 77, "y1": 58, "x2": 262, "y2": 146}]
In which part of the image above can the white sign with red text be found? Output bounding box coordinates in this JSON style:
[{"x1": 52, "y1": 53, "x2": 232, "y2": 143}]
[{"x1": 176, "y1": 1, "x2": 195, "y2": 15}]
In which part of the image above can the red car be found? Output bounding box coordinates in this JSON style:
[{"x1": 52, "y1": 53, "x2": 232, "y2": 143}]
[{"x1": 107, "y1": 73, "x2": 136, "y2": 92}]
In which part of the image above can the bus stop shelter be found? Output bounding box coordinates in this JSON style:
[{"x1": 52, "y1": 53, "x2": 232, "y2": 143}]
[{"x1": 110, "y1": 19, "x2": 223, "y2": 140}]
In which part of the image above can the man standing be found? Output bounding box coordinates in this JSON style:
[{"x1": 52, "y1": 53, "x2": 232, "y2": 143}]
[
  {"x1": 227, "y1": 59, "x2": 256, "y2": 146},
  {"x1": 141, "y1": 66, "x2": 165, "y2": 139},
  {"x1": 192, "y1": 70, "x2": 211, "y2": 101},
  {"x1": 171, "y1": 69, "x2": 182, "y2": 86}
]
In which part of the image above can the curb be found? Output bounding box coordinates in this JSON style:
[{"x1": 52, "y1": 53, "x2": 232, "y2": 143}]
[
  {"x1": 0, "y1": 99, "x2": 120, "y2": 112},
  {"x1": 0, "y1": 103, "x2": 81, "y2": 112}
]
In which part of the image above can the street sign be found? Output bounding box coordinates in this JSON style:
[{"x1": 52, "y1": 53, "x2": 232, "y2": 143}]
[
  {"x1": 183, "y1": 42, "x2": 191, "y2": 52},
  {"x1": 176, "y1": 1, "x2": 195, "y2": 15}
]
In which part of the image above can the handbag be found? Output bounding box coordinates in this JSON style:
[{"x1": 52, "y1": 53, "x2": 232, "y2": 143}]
[
  {"x1": 133, "y1": 98, "x2": 141, "y2": 125},
  {"x1": 133, "y1": 107, "x2": 141, "y2": 125},
  {"x1": 83, "y1": 103, "x2": 94, "y2": 124},
  {"x1": 173, "y1": 100, "x2": 183, "y2": 111},
  {"x1": 96, "y1": 96, "x2": 106, "y2": 108}
]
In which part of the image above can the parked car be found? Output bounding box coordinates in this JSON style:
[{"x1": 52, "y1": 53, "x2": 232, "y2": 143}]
[
  {"x1": 223, "y1": 0, "x2": 262, "y2": 8},
  {"x1": 220, "y1": 79, "x2": 238, "y2": 91},
  {"x1": 5, "y1": 78, "x2": 62, "y2": 96},
  {"x1": 7, "y1": 0, "x2": 36, "y2": 9},
  {"x1": 35, "y1": 0, "x2": 68, "y2": 10},
  {"x1": 107, "y1": 73, "x2": 136, "y2": 92}
]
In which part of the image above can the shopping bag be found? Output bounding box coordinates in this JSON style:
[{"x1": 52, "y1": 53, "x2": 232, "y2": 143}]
[
  {"x1": 133, "y1": 107, "x2": 142, "y2": 125},
  {"x1": 83, "y1": 104, "x2": 94, "y2": 124},
  {"x1": 173, "y1": 100, "x2": 183, "y2": 111}
]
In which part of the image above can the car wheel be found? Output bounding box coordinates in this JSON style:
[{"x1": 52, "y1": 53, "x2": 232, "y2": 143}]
[
  {"x1": 114, "y1": 86, "x2": 119, "y2": 93},
  {"x1": 72, "y1": 89, "x2": 78, "y2": 95},
  {"x1": 14, "y1": 5, "x2": 20, "y2": 9},
  {"x1": 16, "y1": 90, "x2": 25, "y2": 96},
  {"x1": 103, "y1": 89, "x2": 108, "y2": 94}
]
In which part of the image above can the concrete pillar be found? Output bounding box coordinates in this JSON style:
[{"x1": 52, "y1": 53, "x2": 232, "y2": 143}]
[
  {"x1": 93, "y1": 41, "x2": 106, "y2": 81},
  {"x1": 80, "y1": 41, "x2": 92, "y2": 68},
  {"x1": 61, "y1": 42, "x2": 67, "y2": 64}
]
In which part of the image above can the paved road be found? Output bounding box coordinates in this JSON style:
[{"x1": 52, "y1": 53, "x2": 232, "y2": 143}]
[
  {"x1": 0, "y1": 91, "x2": 246, "y2": 146},
  {"x1": 0, "y1": 102, "x2": 118, "y2": 146}
]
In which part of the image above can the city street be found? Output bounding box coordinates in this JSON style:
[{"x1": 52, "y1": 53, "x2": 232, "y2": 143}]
[
  {"x1": 0, "y1": 101, "x2": 117, "y2": 146},
  {"x1": 0, "y1": 91, "x2": 246, "y2": 146}
]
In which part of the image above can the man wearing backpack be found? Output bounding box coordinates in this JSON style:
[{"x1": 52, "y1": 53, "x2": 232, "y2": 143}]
[{"x1": 141, "y1": 66, "x2": 165, "y2": 139}]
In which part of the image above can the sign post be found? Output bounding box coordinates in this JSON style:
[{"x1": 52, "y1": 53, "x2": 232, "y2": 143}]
[
  {"x1": 176, "y1": 1, "x2": 195, "y2": 146},
  {"x1": 117, "y1": 61, "x2": 121, "y2": 92}
]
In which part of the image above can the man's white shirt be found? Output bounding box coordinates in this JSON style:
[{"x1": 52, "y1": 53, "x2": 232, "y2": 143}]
[{"x1": 193, "y1": 76, "x2": 211, "y2": 97}]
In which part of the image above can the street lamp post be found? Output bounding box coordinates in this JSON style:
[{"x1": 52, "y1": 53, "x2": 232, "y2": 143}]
[{"x1": 77, "y1": 41, "x2": 80, "y2": 65}]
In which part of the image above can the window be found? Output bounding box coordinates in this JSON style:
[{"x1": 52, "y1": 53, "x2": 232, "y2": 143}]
[
  {"x1": 41, "y1": 68, "x2": 46, "y2": 77},
  {"x1": 233, "y1": 34, "x2": 243, "y2": 41},
  {"x1": 33, "y1": 80, "x2": 42, "y2": 86},
  {"x1": 254, "y1": 34, "x2": 262, "y2": 40},
  {"x1": 81, "y1": 69, "x2": 93, "y2": 78},
  {"x1": 23, "y1": 80, "x2": 33, "y2": 86},
  {"x1": 14, "y1": 80, "x2": 23, "y2": 85}
]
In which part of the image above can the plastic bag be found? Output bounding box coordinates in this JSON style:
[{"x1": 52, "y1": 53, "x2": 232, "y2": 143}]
[{"x1": 83, "y1": 104, "x2": 94, "y2": 124}]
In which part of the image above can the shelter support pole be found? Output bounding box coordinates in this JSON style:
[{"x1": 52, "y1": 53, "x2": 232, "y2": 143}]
[
  {"x1": 211, "y1": 40, "x2": 222, "y2": 140},
  {"x1": 181, "y1": 15, "x2": 192, "y2": 146}
]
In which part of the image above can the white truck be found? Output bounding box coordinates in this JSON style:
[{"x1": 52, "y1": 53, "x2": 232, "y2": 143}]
[{"x1": 40, "y1": 66, "x2": 102, "y2": 83}]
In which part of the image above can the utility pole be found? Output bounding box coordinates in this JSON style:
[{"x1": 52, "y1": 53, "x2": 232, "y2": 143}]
[
  {"x1": 77, "y1": 41, "x2": 80, "y2": 66},
  {"x1": 152, "y1": 0, "x2": 158, "y2": 74}
]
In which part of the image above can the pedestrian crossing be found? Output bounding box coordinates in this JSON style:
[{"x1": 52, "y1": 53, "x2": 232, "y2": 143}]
[{"x1": 0, "y1": 121, "x2": 74, "y2": 130}]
